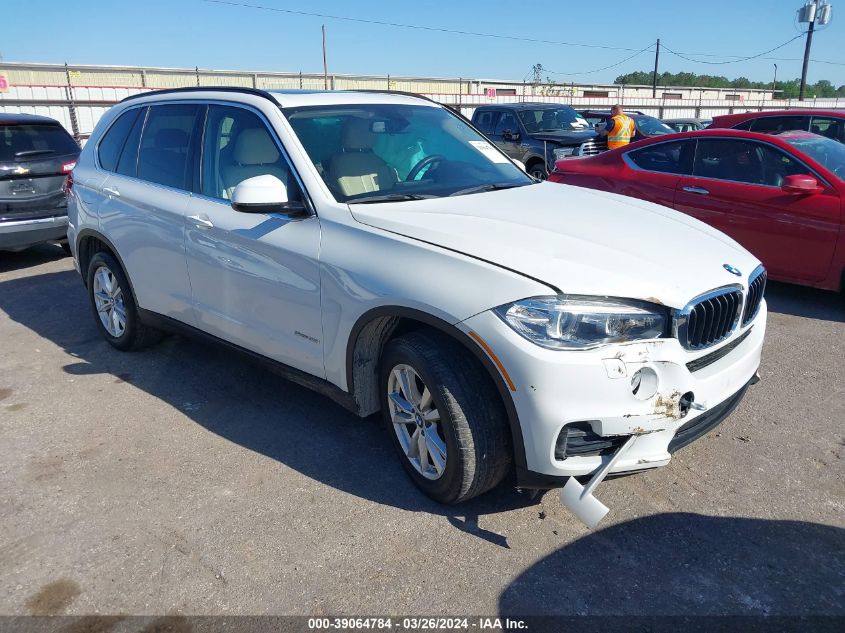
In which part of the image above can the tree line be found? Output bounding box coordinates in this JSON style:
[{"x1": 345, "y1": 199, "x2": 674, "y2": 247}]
[{"x1": 614, "y1": 70, "x2": 845, "y2": 99}]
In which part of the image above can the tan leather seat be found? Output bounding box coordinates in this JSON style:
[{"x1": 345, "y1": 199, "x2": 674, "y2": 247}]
[
  {"x1": 221, "y1": 128, "x2": 286, "y2": 199},
  {"x1": 327, "y1": 119, "x2": 397, "y2": 197}
]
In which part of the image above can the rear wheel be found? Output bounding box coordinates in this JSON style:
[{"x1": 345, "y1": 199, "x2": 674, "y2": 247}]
[
  {"x1": 86, "y1": 251, "x2": 162, "y2": 351},
  {"x1": 379, "y1": 330, "x2": 512, "y2": 504}
]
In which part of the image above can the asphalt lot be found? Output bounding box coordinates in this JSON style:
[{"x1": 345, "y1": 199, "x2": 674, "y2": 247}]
[{"x1": 0, "y1": 244, "x2": 843, "y2": 618}]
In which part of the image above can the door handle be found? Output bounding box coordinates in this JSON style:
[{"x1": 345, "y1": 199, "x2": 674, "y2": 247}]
[
  {"x1": 188, "y1": 214, "x2": 214, "y2": 229},
  {"x1": 682, "y1": 186, "x2": 710, "y2": 195},
  {"x1": 103, "y1": 186, "x2": 120, "y2": 198}
]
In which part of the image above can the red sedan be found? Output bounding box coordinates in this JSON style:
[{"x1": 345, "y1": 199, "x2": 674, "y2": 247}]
[{"x1": 548, "y1": 129, "x2": 845, "y2": 291}]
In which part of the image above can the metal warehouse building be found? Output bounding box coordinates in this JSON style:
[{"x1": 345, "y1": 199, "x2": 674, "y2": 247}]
[{"x1": 1, "y1": 62, "x2": 841, "y2": 142}]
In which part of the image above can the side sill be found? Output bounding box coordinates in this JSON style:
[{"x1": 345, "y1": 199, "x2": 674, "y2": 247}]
[{"x1": 138, "y1": 309, "x2": 360, "y2": 415}]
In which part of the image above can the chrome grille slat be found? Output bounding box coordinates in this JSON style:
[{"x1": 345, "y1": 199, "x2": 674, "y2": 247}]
[
  {"x1": 743, "y1": 266, "x2": 767, "y2": 326},
  {"x1": 678, "y1": 287, "x2": 743, "y2": 350}
]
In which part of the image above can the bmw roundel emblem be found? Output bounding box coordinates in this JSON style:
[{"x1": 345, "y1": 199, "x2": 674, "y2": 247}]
[{"x1": 723, "y1": 264, "x2": 742, "y2": 276}]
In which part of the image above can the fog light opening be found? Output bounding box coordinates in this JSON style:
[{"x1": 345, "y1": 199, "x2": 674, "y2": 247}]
[{"x1": 631, "y1": 367, "x2": 659, "y2": 401}]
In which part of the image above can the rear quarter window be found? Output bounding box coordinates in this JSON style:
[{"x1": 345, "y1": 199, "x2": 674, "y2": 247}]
[
  {"x1": 98, "y1": 109, "x2": 141, "y2": 172},
  {"x1": 0, "y1": 123, "x2": 79, "y2": 162}
]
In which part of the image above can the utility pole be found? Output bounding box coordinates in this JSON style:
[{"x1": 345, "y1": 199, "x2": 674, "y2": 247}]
[
  {"x1": 798, "y1": 0, "x2": 833, "y2": 101},
  {"x1": 651, "y1": 38, "x2": 660, "y2": 98},
  {"x1": 322, "y1": 24, "x2": 329, "y2": 90},
  {"x1": 772, "y1": 63, "x2": 778, "y2": 99}
]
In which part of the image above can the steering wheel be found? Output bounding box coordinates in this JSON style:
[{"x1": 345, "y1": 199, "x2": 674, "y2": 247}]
[{"x1": 406, "y1": 155, "x2": 445, "y2": 181}]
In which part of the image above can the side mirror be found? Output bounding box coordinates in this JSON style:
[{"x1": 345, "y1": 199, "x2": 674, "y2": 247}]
[
  {"x1": 781, "y1": 174, "x2": 823, "y2": 195},
  {"x1": 502, "y1": 130, "x2": 520, "y2": 141},
  {"x1": 231, "y1": 175, "x2": 307, "y2": 215}
]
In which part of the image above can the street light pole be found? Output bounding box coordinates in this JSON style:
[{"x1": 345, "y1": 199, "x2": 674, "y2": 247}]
[{"x1": 798, "y1": 0, "x2": 832, "y2": 101}]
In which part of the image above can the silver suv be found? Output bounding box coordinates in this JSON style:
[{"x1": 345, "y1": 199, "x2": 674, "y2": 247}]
[{"x1": 69, "y1": 88, "x2": 765, "y2": 526}]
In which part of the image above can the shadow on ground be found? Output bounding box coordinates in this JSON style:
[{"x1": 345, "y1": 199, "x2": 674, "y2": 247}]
[
  {"x1": 765, "y1": 280, "x2": 844, "y2": 322},
  {"x1": 0, "y1": 265, "x2": 538, "y2": 543},
  {"x1": 0, "y1": 243, "x2": 68, "y2": 273},
  {"x1": 499, "y1": 512, "x2": 845, "y2": 617}
]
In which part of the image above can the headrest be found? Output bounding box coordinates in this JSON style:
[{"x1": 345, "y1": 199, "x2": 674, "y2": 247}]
[
  {"x1": 155, "y1": 128, "x2": 188, "y2": 150},
  {"x1": 233, "y1": 128, "x2": 280, "y2": 165},
  {"x1": 342, "y1": 118, "x2": 376, "y2": 150}
]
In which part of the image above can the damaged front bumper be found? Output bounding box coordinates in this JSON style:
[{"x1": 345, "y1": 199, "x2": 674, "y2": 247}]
[{"x1": 460, "y1": 301, "x2": 766, "y2": 524}]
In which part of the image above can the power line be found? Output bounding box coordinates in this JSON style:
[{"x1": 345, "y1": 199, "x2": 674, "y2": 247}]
[
  {"x1": 544, "y1": 45, "x2": 655, "y2": 76},
  {"x1": 201, "y1": 0, "x2": 644, "y2": 52},
  {"x1": 203, "y1": 1, "x2": 844, "y2": 72},
  {"x1": 661, "y1": 34, "x2": 805, "y2": 65}
]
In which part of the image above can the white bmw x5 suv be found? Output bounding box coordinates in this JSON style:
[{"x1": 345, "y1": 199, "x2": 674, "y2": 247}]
[{"x1": 68, "y1": 88, "x2": 766, "y2": 526}]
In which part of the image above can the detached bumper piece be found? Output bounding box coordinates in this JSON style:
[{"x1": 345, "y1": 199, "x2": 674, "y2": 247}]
[
  {"x1": 560, "y1": 435, "x2": 636, "y2": 529},
  {"x1": 560, "y1": 374, "x2": 758, "y2": 529}
]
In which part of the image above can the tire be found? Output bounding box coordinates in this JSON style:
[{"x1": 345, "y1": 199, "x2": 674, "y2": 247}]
[
  {"x1": 379, "y1": 330, "x2": 512, "y2": 504},
  {"x1": 60, "y1": 241, "x2": 72, "y2": 256},
  {"x1": 527, "y1": 162, "x2": 547, "y2": 180},
  {"x1": 86, "y1": 251, "x2": 162, "y2": 351}
]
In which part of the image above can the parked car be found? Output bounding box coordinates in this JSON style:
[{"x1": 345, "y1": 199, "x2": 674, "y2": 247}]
[
  {"x1": 1, "y1": 113, "x2": 80, "y2": 252},
  {"x1": 68, "y1": 88, "x2": 765, "y2": 526},
  {"x1": 709, "y1": 109, "x2": 845, "y2": 144},
  {"x1": 665, "y1": 117, "x2": 712, "y2": 133},
  {"x1": 471, "y1": 103, "x2": 600, "y2": 179},
  {"x1": 578, "y1": 110, "x2": 676, "y2": 143},
  {"x1": 549, "y1": 128, "x2": 845, "y2": 291}
]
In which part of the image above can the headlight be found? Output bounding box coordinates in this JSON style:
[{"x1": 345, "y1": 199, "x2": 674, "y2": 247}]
[
  {"x1": 553, "y1": 147, "x2": 576, "y2": 159},
  {"x1": 494, "y1": 296, "x2": 668, "y2": 350}
]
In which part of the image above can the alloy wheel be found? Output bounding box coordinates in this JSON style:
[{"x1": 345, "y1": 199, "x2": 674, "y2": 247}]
[
  {"x1": 92, "y1": 265, "x2": 126, "y2": 338},
  {"x1": 386, "y1": 364, "x2": 448, "y2": 480}
]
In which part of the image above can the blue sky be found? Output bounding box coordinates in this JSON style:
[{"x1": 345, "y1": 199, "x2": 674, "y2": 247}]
[{"x1": 5, "y1": 0, "x2": 844, "y2": 86}]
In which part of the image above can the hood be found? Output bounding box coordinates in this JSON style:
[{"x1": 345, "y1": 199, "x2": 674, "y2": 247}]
[
  {"x1": 349, "y1": 182, "x2": 760, "y2": 310},
  {"x1": 530, "y1": 129, "x2": 597, "y2": 145}
]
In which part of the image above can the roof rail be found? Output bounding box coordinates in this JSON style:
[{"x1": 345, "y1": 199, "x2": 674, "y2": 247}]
[{"x1": 119, "y1": 86, "x2": 277, "y2": 104}]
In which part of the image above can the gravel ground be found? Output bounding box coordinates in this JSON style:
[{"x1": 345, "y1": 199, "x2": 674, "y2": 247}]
[{"x1": 0, "y1": 245, "x2": 843, "y2": 620}]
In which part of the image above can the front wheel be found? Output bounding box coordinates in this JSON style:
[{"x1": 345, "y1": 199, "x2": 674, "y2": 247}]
[
  {"x1": 379, "y1": 330, "x2": 512, "y2": 504},
  {"x1": 527, "y1": 162, "x2": 548, "y2": 180}
]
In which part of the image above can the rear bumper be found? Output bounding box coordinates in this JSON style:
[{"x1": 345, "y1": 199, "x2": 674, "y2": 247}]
[{"x1": 0, "y1": 215, "x2": 68, "y2": 250}]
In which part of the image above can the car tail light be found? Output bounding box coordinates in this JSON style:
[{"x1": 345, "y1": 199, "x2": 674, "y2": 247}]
[
  {"x1": 63, "y1": 171, "x2": 74, "y2": 196},
  {"x1": 61, "y1": 161, "x2": 77, "y2": 173}
]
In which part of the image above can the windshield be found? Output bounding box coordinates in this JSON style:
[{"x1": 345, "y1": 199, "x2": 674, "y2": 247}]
[
  {"x1": 284, "y1": 104, "x2": 532, "y2": 203},
  {"x1": 0, "y1": 124, "x2": 79, "y2": 162},
  {"x1": 636, "y1": 116, "x2": 675, "y2": 136},
  {"x1": 517, "y1": 108, "x2": 590, "y2": 133},
  {"x1": 783, "y1": 134, "x2": 845, "y2": 180}
]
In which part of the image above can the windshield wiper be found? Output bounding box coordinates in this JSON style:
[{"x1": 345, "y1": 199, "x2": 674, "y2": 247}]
[
  {"x1": 448, "y1": 182, "x2": 533, "y2": 197},
  {"x1": 15, "y1": 149, "x2": 56, "y2": 158},
  {"x1": 348, "y1": 193, "x2": 435, "y2": 204}
]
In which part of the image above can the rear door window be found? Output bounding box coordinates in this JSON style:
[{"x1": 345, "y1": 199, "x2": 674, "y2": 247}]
[
  {"x1": 473, "y1": 110, "x2": 497, "y2": 135},
  {"x1": 138, "y1": 104, "x2": 203, "y2": 191},
  {"x1": 748, "y1": 116, "x2": 810, "y2": 134},
  {"x1": 1, "y1": 123, "x2": 79, "y2": 162},
  {"x1": 627, "y1": 140, "x2": 695, "y2": 175},
  {"x1": 693, "y1": 139, "x2": 805, "y2": 186},
  {"x1": 809, "y1": 116, "x2": 844, "y2": 143},
  {"x1": 493, "y1": 112, "x2": 519, "y2": 136}
]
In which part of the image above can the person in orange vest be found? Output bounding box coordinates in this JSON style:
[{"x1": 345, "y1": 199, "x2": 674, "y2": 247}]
[{"x1": 598, "y1": 105, "x2": 636, "y2": 150}]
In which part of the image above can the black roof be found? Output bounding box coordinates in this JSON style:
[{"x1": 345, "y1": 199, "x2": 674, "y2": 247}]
[{"x1": 0, "y1": 112, "x2": 64, "y2": 125}]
